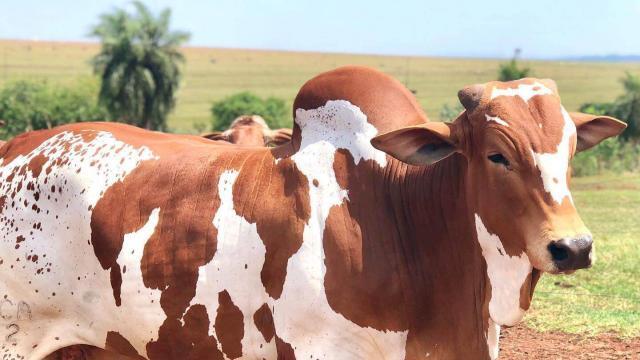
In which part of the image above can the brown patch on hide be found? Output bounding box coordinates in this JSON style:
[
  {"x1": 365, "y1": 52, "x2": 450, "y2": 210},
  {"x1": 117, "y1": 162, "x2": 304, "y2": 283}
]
[
  {"x1": 0, "y1": 128, "x2": 59, "y2": 164},
  {"x1": 27, "y1": 154, "x2": 49, "y2": 178},
  {"x1": 109, "y1": 265, "x2": 122, "y2": 306},
  {"x1": 275, "y1": 335, "x2": 296, "y2": 360},
  {"x1": 215, "y1": 290, "x2": 244, "y2": 359},
  {"x1": 232, "y1": 156, "x2": 310, "y2": 299},
  {"x1": 105, "y1": 331, "x2": 145, "y2": 359},
  {"x1": 253, "y1": 303, "x2": 275, "y2": 342},
  {"x1": 321, "y1": 149, "x2": 408, "y2": 331},
  {"x1": 146, "y1": 304, "x2": 224, "y2": 360}
]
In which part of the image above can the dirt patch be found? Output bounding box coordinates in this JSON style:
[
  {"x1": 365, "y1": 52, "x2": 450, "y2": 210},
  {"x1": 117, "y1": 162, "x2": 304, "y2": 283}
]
[
  {"x1": 500, "y1": 324, "x2": 640, "y2": 359},
  {"x1": 50, "y1": 324, "x2": 640, "y2": 359}
]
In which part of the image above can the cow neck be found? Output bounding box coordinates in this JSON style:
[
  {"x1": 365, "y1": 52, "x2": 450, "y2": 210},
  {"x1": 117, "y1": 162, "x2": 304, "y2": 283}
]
[
  {"x1": 380, "y1": 153, "x2": 489, "y2": 352},
  {"x1": 327, "y1": 144, "x2": 488, "y2": 353},
  {"x1": 411, "y1": 155, "x2": 481, "y2": 282}
]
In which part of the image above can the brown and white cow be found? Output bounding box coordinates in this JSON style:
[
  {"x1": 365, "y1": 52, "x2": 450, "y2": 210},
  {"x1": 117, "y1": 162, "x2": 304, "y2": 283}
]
[
  {"x1": 202, "y1": 115, "x2": 292, "y2": 146},
  {"x1": 0, "y1": 66, "x2": 625, "y2": 359}
]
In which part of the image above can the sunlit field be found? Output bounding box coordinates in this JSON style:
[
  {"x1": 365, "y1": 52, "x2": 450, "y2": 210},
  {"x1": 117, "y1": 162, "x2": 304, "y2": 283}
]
[{"x1": 3, "y1": 39, "x2": 640, "y2": 133}]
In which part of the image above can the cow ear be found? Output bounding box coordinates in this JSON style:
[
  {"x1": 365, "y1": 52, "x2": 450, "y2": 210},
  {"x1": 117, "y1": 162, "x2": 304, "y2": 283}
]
[
  {"x1": 569, "y1": 112, "x2": 627, "y2": 152},
  {"x1": 201, "y1": 131, "x2": 228, "y2": 141},
  {"x1": 371, "y1": 122, "x2": 458, "y2": 165},
  {"x1": 266, "y1": 128, "x2": 293, "y2": 146}
]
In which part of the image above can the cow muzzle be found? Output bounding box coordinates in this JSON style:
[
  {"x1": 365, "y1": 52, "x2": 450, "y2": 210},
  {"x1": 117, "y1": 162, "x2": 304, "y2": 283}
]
[{"x1": 547, "y1": 235, "x2": 593, "y2": 272}]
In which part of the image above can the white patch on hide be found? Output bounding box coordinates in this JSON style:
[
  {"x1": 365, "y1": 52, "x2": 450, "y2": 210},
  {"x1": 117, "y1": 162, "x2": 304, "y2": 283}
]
[
  {"x1": 531, "y1": 107, "x2": 576, "y2": 204},
  {"x1": 490, "y1": 82, "x2": 553, "y2": 103},
  {"x1": 270, "y1": 100, "x2": 407, "y2": 359},
  {"x1": 485, "y1": 114, "x2": 509, "y2": 127},
  {"x1": 189, "y1": 170, "x2": 276, "y2": 359},
  {"x1": 0, "y1": 130, "x2": 162, "y2": 358},
  {"x1": 474, "y1": 214, "x2": 532, "y2": 326},
  {"x1": 486, "y1": 319, "x2": 500, "y2": 360},
  {"x1": 115, "y1": 208, "x2": 164, "y2": 356},
  {"x1": 294, "y1": 100, "x2": 387, "y2": 168}
]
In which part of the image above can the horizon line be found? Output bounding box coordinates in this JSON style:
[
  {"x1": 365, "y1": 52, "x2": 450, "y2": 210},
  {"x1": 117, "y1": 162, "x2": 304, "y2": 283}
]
[{"x1": 1, "y1": 38, "x2": 639, "y2": 64}]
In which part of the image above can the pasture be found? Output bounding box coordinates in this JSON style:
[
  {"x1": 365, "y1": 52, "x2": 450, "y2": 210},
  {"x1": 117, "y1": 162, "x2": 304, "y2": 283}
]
[
  {"x1": 0, "y1": 39, "x2": 638, "y2": 340},
  {"x1": 3, "y1": 39, "x2": 640, "y2": 133}
]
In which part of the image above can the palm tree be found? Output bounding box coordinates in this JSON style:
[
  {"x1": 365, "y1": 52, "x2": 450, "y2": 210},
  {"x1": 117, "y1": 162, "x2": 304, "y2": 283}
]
[{"x1": 91, "y1": 1, "x2": 190, "y2": 131}]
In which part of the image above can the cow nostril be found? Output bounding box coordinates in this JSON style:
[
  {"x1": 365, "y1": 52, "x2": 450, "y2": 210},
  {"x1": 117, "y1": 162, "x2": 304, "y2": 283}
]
[
  {"x1": 548, "y1": 241, "x2": 569, "y2": 262},
  {"x1": 548, "y1": 236, "x2": 593, "y2": 271}
]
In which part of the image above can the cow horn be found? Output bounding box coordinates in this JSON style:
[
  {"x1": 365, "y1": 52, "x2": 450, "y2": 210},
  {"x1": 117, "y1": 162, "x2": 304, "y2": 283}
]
[{"x1": 457, "y1": 84, "x2": 485, "y2": 112}]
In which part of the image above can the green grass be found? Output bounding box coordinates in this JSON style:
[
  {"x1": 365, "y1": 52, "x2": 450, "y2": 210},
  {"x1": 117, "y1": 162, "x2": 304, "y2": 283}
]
[
  {"x1": 1, "y1": 40, "x2": 639, "y2": 336},
  {"x1": 525, "y1": 174, "x2": 640, "y2": 337},
  {"x1": 3, "y1": 40, "x2": 640, "y2": 133}
]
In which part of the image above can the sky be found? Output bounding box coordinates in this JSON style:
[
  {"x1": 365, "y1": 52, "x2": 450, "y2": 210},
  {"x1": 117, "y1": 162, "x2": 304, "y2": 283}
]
[{"x1": 1, "y1": 0, "x2": 639, "y2": 59}]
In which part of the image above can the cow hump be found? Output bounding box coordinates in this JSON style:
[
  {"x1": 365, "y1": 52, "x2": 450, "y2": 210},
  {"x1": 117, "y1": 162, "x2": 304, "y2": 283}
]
[{"x1": 291, "y1": 66, "x2": 429, "y2": 146}]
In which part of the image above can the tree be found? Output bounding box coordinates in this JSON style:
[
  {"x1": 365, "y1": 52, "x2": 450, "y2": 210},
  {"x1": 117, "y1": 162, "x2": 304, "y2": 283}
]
[
  {"x1": 0, "y1": 79, "x2": 107, "y2": 140},
  {"x1": 90, "y1": 1, "x2": 190, "y2": 131},
  {"x1": 579, "y1": 72, "x2": 640, "y2": 141},
  {"x1": 211, "y1": 92, "x2": 290, "y2": 131},
  {"x1": 612, "y1": 72, "x2": 640, "y2": 140},
  {"x1": 498, "y1": 48, "x2": 531, "y2": 81}
]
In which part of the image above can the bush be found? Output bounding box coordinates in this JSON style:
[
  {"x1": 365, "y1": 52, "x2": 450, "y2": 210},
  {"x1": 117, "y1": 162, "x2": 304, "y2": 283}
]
[
  {"x1": 0, "y1": 78, "x2": 107, "y2": 140},
  {"x1": 439, "y1": 103, "x2": 464, "y2": 122},
  {"x1": 498, "y1": 49, "x2": 531, "y2": 81},
  {"x1": 574, "y1": 75, "x2": 640, "y2": 176},
  {"x1": 572, "y1": 138, "x2": 640, "y2": 176},
  {"x1": 579, "y1": 72, "x2": 640, "y2": 141},
  {"x1": 211, "y1": 92, "x2": 289, "y2": 131}
]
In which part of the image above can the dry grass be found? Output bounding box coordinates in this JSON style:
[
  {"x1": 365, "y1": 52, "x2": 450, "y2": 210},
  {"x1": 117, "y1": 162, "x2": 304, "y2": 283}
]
[{"x1": 2, "y1": 39, "x2": 640, "y2": 132}]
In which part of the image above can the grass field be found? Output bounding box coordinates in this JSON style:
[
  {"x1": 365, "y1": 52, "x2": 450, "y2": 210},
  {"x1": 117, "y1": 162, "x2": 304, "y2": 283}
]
[
  {"x1": 527, "y1": 174, "x2": 640, "y2": 337},
  {"x1": 1, "y1": 39, "x2": 638, "y2": 337},
  {"x1": 3, "y1": 40, "x2": 640, "y2": 133}
]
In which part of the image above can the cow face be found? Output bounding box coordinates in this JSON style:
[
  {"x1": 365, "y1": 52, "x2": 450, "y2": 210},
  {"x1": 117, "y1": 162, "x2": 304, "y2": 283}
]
[
  {"x1": 202, "y1": 115, "x2": 292, "y2": 147},
  {"x1": 372, "y1": 78, "x2": 626, "y2": 274}
]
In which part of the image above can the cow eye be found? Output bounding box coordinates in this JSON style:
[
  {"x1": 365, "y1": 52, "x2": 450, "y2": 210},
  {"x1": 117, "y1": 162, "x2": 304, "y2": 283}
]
[{"x1": 488, "y1": 153, "x2": 510, "y2": 168}]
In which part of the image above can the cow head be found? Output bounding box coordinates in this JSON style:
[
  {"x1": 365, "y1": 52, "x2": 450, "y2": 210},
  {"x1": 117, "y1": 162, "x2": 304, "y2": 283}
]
[
  {"x1": 203, "y1": 115, "x2": 292, "y2": 147},
  {"x1": 372, "y1": 78, "x2": 626, "y2": 274}
]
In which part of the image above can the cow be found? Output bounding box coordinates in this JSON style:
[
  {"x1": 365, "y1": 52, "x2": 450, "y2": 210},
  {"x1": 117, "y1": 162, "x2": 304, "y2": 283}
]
[
  {"x1": 201, "y1": 115, "x2": 292, "y2": 146},
  {"x1": 0, "y1": 66, "x2": 625, "y2": 359}
]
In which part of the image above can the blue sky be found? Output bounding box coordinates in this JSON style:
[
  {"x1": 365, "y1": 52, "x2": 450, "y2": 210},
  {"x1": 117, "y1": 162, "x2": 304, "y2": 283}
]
[{"x1": 1, "y1": 0, "x2": 639, "y2": 59}]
